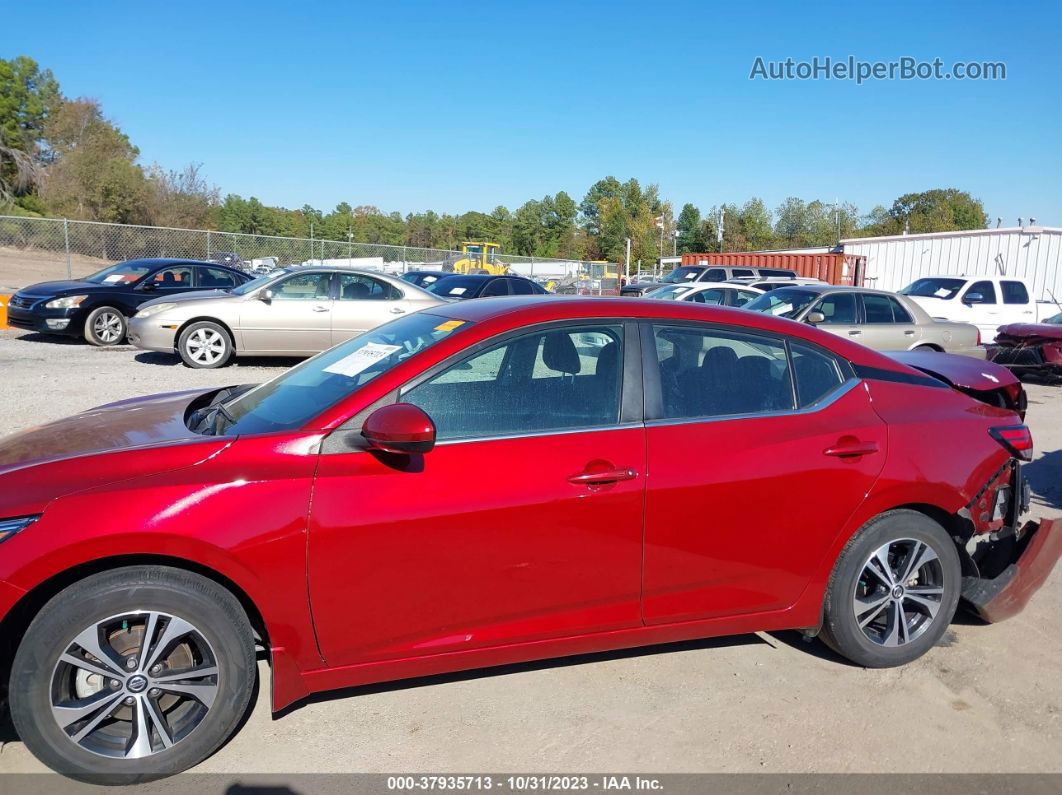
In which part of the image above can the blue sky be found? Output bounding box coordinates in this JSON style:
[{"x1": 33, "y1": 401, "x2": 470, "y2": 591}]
[{"x1": 4, "y1": 0, "x2": 1061, "y2": 224}]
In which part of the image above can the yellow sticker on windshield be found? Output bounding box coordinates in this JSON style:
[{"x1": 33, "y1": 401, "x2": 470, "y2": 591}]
[{"x1": 434, "y1": 320, "x2": 465, "y2": 332}]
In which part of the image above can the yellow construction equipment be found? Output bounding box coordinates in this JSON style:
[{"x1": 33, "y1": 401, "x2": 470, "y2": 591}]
[{"x1": 450, "y1": 242, "x2": 509, "y2": 275}]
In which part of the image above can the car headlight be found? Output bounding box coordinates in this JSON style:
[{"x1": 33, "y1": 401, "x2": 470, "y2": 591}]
[
  {"x1": 45, "y1": 295, "x2": 87, "y2": 310},
  {"x1": 135, "y1": 302, "x2": 178, "y2": 319},
  {"x1": 0, "y1": 515, "x2": 39, "y2": 543}
]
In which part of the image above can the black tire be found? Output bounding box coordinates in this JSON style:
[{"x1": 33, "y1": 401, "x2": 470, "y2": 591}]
[
  {"x1": 912, "y1": 344, "x2": 941, "y2": 352},
  {"x1": 177, "y1": 321, "x2": 234, "y2": 369},
  {"x1": 9, "y1": 566, "x2": 256, "y2": 784},
  {"x1": 83, "y1": 306, "x2": 127, "y2": 346},
  {"x1": 820, "y1": 510, "x2": 961, "y2": 668}
]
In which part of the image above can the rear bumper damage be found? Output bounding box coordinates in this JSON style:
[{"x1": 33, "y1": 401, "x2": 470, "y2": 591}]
[{"x1": 962, "y1": 517, "x2": 1062, "y2": 622}]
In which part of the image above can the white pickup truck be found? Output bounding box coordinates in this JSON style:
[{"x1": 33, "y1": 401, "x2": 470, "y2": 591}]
[{"x1": 899, "y1": 275, "x2": 1060, "y2": 342}]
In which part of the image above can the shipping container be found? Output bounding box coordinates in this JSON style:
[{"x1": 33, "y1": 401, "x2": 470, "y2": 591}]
[{"x1": 680, "y1": 251, "x2": 866, "y2": 286}]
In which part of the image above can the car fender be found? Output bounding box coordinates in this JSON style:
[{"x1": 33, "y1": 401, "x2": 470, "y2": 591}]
[{"x1": 0, "y1": 432, "x2": 326, "y2": 710}]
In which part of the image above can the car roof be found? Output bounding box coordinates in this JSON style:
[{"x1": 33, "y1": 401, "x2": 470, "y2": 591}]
[
  {"x1": 434, "y1": 273, "x2": 531, "y2": 282},
  {"x1": 121, "y1": 257, "x2": 240, "y2": 270}
]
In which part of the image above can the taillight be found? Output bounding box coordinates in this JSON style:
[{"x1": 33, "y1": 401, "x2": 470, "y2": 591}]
[
  {"x1": 990, "y1": 425, "x2": 1034, "y2": 461},
  {"x1": 976, "y1": 327, "x2": 982, "y2": 345}
]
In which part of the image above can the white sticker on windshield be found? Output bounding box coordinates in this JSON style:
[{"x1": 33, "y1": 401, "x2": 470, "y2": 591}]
[
  {"x1": 683, "y1": 272, "x2": 697, "y2": 280},
  {"x1": 448, "y1": 286, "x2": 467, "y2": 295},
  {"x1": 322, "y1": 342, "x2": 402, "y2": 377},
  {"x1": 103, "y1": 274, "x2": 126, "y2": 283},
  {"x1": 934, "y1": 288, "x2": 952, "y2": 298}
]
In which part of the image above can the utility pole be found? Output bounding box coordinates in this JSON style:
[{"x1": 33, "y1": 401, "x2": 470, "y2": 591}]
[
  {"x1": 624, "y1": 237, "x2": 631, "y2": 282},
  {"x1": 717, "y1": 208, "x2": 725, "y2": 253}
]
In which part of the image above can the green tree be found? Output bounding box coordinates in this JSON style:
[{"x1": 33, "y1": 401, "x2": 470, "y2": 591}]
[
  {"x1": 0, "y1": 55, "x2": 60, "y2": 201},
  {"x1": 885, "y1": 189, "x2": 988, "y2": 234},
  {"x1": 38, "y1": 99, "x2": 147, "y2": 223},
  {"x1": 676, "y1": 203, "x2": 706, "y2": 253}
]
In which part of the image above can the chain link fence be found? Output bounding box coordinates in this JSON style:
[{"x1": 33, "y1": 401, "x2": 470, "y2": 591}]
[{"x1": 0, "y1": 215, "x2": 620, "y2": 295}]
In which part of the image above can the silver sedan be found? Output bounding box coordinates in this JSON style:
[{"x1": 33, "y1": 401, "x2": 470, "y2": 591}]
[
  {"x1": 127, "y1": 267, "x2": 445, "y2": 368},
  {"x1": 742, "y1": 284, "x2": 986, "y2": 357}
]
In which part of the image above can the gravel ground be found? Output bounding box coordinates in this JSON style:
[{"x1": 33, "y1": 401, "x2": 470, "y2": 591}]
[{"x1": 0, "y1": 328, "x2": 1060, "y2": 778}]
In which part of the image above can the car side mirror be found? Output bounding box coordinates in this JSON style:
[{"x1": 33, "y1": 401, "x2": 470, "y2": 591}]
[
  {"x1": 259, "y1": 289, "x2": 274, "y2": 302},
  {"x1": 362, "y1": 403, "x2": 436, "y2": 454},
  {"x1": 963, "y1": 292, "x2": 984, "y2": 305},
  {"x1": 806, "y1": 311, "x2": 826, "y2": 324}
]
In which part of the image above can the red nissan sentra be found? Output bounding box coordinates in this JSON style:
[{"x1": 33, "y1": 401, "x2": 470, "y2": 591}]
[{"x1": 0, "y1": 297, "x2": 1058, "y2": 781}]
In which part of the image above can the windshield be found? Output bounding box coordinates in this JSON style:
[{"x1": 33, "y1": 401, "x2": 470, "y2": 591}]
[
  {"x1": 428, "y1": 276, "x2": 484, "y2": 297},
  {"x1": 230, "y1": 272, "x2": 283, "y2": 296},
  {"x1": 85, "y1": 261, "x2": 155, "y2": 285},
  {"x1": 645, "y1": 285, "x2": 694, "y2": 300},
  {"x1": 207, "y1": 312, "x2": 471, "y2": 435},
  {"x1": 661, "y1": 267, "x2": 704, "y2": 284},
  {"x1": 900, "y1": 278, "x2": 966, "y2": 299},
  {"x1": 743, "y1": 288, "x2": 819, "y2": 319}
]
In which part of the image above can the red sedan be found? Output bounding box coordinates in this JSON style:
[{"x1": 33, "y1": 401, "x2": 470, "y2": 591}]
[{"x1": 0, "y1": 297, "x2": 1058, "y2": 782}]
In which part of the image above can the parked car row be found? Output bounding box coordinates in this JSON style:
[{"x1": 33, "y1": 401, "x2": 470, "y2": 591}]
[
  {"x1": 0, "y1": 292, "x2": 1055, "y2": 782},
  {"x1": 7, "y1": 260, "x2": 555, "y2": 369},
  {"x1": 638, "y1": 278, "x2": 985, "y2": 358}
]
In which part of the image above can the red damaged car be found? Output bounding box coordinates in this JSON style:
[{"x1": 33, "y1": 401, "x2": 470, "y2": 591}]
[
  {"x1": 0, "y1": 297, "x2": 1058, "y2": 782},
  {"x1": 988, "y1": 311, "x2": 1062, "y2": 382}
]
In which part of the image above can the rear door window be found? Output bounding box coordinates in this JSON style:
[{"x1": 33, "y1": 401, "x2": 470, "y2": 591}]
[
  {"x1": 198, "y1": 267, "x2": 240, "y2": 289},
  {"x1": 481, "y1": 279, "x2": 510, "y2": 297},
  {"x1": 651, "y1": 325, "x2": 794, "y2": 419},
  {"x1": 791, "y1": 343, "x2": 846, "y2": 407},
  {"x1": 510, "y1": 279, "x2": 534, "y2": 295},
  {"x1": 862, "y1": 293, "x2": 898, "y2": 322},
  {"x1": 731, "y1": 269, "x2": 755, "y2": 278},
  {"x1": 1001, "y1": 281, "x2": 1030, "y2": 305}
]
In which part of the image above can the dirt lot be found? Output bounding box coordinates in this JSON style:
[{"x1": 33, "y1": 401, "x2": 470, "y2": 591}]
[
  {"x1": 0, "y1": 329, "x2": 1060, "y2": 778},
  {"x1": 0, "y1": 247, "x2": 107, "y2": 292}
]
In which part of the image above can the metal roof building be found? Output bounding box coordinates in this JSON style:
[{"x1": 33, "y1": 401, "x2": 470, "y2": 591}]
[{"x1": 840, "y1": 226, "x2": 1062, "y2": 300}]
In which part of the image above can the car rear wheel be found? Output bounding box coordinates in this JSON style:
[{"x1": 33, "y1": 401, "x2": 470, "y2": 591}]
[
  {"x1": 84, "y1": 307, "x2": 126, "y2": 346},
  {"x1": 178, "y1": 321, "x2": 233, "y2": 369},
  {"x1": 820, "y1": 510, "x2": 961, "y2": 667},
  {"x1": 913, "y1": 344, "x2": 941, "y2": 352},
  {"x1": 9, "y1": 566, "x2": 256, "y2": 783}
]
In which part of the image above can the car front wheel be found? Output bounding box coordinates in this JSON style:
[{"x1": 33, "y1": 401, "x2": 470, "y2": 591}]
[
  {"x1": 84, "y1": 307, "x2": 126, "y2": 346},
  {"x1": 9, "y1": 566, "x2": 256, "y2": 783},
  {"x1": 820, "y1": 510, "x2": 961, "y2": 667},
  {"x1": 177, "y1": 321, "x2": 234, "y2": 368}
]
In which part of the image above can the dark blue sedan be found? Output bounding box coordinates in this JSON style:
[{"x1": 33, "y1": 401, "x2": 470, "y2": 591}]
[{"x1": 7, "y1": 258, "x2": 252, "y2": 346}]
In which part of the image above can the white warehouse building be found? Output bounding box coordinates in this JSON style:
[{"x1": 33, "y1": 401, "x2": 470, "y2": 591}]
[{"x1": 840, "y1": 226, "x2": 1062, "y2": 300}]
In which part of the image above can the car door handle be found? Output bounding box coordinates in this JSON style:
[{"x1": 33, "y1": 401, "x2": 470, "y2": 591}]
[
  {"x1": 847, "y1": 329, "x2": 862, "y2": 336},
  {"x1": 904, "y1": 330, "x2": 916, "y2": 336},
  {"x1": 312, "y1": 306, "x2": 329, "y2": 312},
  {"x1": 568, "y1": 468, "x2": 638, "y2": 485},
  {"x1": 824, "y1": 440, "x2": 879, "y2": 458},
  {"x1": 390, "y1": 307, "x2": 406, "y2": 314}
]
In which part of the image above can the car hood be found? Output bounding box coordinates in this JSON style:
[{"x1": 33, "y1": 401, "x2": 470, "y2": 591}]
[
  {"x1": 996, "y1": 322, "x2": 1062, "y2": 341},
  {"x1": 16, "y1": 279, "x2": 114, "y2": 296},
  {"x1": 887, "y1": 351, "x2": 1019, "y2": 393},
  {"x1": 139, "y1": 290, "x2": 237, "y2": 309},
  {"x1": 0, "y1": 388, "x2": 231, "y2": 516}
]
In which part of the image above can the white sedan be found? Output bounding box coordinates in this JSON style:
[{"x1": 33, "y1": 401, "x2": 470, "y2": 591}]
[{"x1": 643, "y1": 282, "x2": 764, "y2": 307}]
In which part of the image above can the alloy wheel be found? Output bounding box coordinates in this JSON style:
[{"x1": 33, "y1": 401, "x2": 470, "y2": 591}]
[
  {"x1": 852, "y1": 538, "x2": 945, "y2": 647},
  {"x1": 49, "y1": 611, "x2": 219, "y2": 760},
  {"x1": 93, "y1": 312, "x2": 124, "y2": 344},
  {"x1": 185, "y1": 329, "x2": 226, "y2": 366}
]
